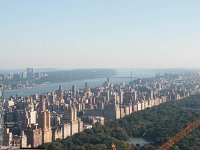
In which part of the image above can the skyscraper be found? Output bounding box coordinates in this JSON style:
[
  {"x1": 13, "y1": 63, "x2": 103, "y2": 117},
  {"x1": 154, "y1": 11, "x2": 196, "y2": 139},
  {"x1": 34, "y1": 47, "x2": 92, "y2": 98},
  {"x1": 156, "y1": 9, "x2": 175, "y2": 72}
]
[
  {"x1": 27, "y1": 68, "x2": 34, "y2": 79},
  {"x1": 37, "y1": 99, "x2": 52, "y2": 143},
  {"x1": 0, "y1": 85, "x2": 3, "y2": 146},
  {"x1": 72, "y1": 85, "x2": 76, "y2": 98}
]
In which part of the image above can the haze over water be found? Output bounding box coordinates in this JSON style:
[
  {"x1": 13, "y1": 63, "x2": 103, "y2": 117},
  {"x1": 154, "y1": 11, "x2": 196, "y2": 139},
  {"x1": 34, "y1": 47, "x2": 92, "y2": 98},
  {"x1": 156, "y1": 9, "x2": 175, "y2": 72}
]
[{"x1": 4, "y1": 68, "x2": 199, "y2": 99}]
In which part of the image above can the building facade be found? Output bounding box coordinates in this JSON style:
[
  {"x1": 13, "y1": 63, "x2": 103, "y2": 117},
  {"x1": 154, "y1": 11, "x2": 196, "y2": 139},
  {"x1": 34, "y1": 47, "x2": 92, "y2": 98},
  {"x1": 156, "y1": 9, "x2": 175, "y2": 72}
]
[{"x1": 0, "y1": 85, "x2": 3, "y2": 146}]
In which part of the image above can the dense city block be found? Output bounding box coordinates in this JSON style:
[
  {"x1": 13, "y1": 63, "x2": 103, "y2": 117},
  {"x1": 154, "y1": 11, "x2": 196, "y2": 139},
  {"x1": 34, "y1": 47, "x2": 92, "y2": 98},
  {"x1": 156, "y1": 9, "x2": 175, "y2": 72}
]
[{"x1": 2, "y1": 72, "x2": 200, "y2": 149}]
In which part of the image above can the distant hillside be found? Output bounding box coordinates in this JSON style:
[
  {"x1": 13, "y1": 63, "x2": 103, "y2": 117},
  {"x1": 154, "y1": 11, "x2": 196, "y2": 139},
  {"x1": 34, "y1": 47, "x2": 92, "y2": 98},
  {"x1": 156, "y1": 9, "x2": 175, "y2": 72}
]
[
  {"x1": 37, "y1": 69, "x2": 117, "y2": 83},
  {"x1": 33, "y1": 68, "x2": 62, "y2": 72}
]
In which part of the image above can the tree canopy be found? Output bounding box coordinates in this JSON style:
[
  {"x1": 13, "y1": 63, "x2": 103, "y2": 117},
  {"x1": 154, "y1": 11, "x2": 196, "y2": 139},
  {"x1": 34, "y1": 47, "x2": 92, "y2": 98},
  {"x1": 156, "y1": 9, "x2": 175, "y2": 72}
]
[{"x1": 39, "y1": 94, "x2": 200, "y2": 150}]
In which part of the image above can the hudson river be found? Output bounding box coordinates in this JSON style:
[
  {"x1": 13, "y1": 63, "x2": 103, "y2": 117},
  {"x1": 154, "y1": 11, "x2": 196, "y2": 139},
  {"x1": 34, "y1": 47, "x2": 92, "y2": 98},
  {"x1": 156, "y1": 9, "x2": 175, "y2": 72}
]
[
  {"x1": 4, "y1": 68, "x2": 180, "y2": 99},
  {"x1": 4, "y1": 77, "x2": 131, "y2": 99}
]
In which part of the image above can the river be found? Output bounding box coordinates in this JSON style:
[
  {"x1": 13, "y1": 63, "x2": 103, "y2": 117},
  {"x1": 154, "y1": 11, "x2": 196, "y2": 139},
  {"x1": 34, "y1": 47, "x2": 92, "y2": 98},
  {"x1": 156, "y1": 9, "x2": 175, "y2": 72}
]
[
  {"x1": 4, "y1": 77, "x2": 131, "y2": 100},
  {"x1": 4, "y1": 68, "x2": 179, "y2": 100}
]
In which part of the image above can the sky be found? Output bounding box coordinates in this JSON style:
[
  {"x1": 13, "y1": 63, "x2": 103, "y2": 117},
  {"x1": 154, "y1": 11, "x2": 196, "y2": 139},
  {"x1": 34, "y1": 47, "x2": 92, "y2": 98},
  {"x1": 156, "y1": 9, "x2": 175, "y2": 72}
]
[{"x1": 0, "y1": 0, "x2": 200, "y2": 69}]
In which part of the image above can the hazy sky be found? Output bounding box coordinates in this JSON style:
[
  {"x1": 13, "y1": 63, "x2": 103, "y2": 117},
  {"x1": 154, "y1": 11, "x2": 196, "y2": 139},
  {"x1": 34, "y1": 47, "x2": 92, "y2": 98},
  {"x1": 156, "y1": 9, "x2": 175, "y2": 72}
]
[{"x1": 0, "y1": 0, "x2": 200, "y2": 69}]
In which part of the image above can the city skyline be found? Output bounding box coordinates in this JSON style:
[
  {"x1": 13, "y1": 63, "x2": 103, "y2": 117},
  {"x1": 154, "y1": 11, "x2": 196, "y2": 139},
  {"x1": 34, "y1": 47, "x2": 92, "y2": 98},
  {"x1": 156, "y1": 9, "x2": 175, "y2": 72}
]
[
  {"x1": 2, "y1": 71, "x2": 200, "y2": 148},
  {"x1": 1, "y1": 0, "x2": 200, "y2": 69}
]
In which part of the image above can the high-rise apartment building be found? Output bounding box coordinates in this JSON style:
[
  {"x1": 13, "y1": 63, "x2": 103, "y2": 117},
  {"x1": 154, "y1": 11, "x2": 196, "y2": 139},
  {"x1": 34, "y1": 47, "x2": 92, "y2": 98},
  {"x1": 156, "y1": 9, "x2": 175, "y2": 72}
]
[
  {"x1": 72, "y1": 85, "x2": 76, "y2": 98},
  {"x1": 37, "y1": 99, "x2": 52, "y2": 143},
  {"x1": 0, "y1": 85, "x2": 3, "y2": 146},
  {"x1": 63, "y1": 104, "x2": 83, "y2": 136}
]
